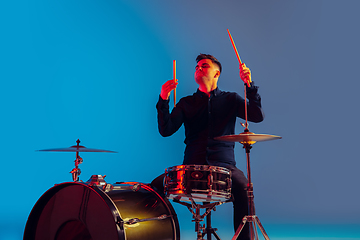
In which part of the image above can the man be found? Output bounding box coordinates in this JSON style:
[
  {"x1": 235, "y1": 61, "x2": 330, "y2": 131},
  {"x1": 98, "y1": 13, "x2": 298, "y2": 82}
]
[{"x1": 153, "y1": 54, "x2": 264, "y2": 240}]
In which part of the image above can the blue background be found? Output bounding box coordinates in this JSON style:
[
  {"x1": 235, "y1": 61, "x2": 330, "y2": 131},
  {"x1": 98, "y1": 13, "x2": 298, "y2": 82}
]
[{"x1": 1, "y1": 0, "x2": 359, "y2": 239}]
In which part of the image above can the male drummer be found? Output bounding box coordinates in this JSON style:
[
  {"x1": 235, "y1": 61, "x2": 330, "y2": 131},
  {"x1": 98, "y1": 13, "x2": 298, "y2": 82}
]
[{"x1": 153, "y1": 53, "x2": 264, "y2": 240}]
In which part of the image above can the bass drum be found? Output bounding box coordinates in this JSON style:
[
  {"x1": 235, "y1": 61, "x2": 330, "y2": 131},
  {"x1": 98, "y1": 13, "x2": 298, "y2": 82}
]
[{"x1": 24, "y1": 180, "x2": 180, "y2": 240}]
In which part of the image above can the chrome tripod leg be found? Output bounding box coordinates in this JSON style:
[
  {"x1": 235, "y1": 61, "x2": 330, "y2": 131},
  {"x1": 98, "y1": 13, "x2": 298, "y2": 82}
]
[
  {"x1": 231, "y1": 216, "x2": 247, "y2": 240},
  {"x1": 255, "y1": 216, "x2": 270, "y2": 240},
  {"x1": 252, "y1": 218, "x2": 259, "y2": 240},
  {"x1": 232, "y1": 215, "x2": 270, "y2": 240}
]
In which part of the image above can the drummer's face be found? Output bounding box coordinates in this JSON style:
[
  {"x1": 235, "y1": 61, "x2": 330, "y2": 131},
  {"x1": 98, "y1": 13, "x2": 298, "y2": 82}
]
[{"x1": 194, "y1": 59, "x2": 220, "y2": 85}]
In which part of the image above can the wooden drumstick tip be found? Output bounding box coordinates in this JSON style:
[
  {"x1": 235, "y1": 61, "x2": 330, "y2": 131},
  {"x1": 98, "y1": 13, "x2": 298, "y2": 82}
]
[
  {"x1": 173, "y1": 60, "x2": 176, "y2": 81},
  {"x1": 227, "y1": 29, "x2": 242, "y2": 64},
  {"x1": 173, "y1": 60, "x2": 177, "y2": 107},
  {"x1": 227, "y1": 30, "x2": 252, "y2": 87}
]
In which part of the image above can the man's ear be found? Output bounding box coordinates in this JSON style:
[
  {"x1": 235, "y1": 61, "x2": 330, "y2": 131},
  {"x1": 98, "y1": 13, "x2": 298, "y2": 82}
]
[{"x1": 214, "y1": 70, "x2": 220, "y2": 78}]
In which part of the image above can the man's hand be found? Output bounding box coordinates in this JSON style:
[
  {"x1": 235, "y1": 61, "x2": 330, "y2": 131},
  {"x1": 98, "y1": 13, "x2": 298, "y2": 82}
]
[
  {"x1": 240, "y1": 63, "x2": 252, "y2": 86},
  {"x1": 160, "y1": 79, "x2": 178, "y2": 100}
]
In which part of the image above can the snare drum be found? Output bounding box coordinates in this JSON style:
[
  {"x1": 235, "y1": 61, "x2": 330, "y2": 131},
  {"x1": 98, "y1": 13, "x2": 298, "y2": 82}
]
[
  {"x1": 164, "y1": 165, "x2": 232, "y2": 202},
  {"x1": 24, "y1": 177, "x2": 180, "y2": 240}
]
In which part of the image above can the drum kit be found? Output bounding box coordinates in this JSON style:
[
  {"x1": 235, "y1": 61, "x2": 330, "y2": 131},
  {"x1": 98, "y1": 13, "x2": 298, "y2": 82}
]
[
  {"x1": 24, "y1": 29, "x2": 281, "y2": 239},
  {"x1": 24, "y1": 129, "x2": 281, "y2": 240}
]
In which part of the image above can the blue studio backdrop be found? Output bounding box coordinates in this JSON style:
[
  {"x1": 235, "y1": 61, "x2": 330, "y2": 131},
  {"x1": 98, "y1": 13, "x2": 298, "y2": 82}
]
[{"x1": 0, "y1": 1, "x2": 359, "y2": 239}]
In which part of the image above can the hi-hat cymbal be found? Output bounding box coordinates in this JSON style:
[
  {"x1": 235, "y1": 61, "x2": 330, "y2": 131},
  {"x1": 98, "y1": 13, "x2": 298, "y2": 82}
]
[
  {"x1": 214, "y1": 132, "x2": 281, "y2": 144},
  {"x1": 38, "y1": 139, "x2": 117, "y2": 153}
]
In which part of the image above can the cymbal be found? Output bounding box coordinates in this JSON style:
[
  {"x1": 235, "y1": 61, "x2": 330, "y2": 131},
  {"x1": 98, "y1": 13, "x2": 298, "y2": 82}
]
[
  {"x1": 214, "y1": 132, "x2": 281, "y2": 144},
  {"x1": 38, "y1": 146, "x2": 116, "y2": 153},
  {"x1": 38, "y1": 139, "x2": 117, "y2": 153}
]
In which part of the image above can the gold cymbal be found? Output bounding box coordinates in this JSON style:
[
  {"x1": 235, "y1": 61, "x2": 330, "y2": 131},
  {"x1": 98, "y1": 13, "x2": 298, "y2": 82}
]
[{"x1": 214, "y1": 132, "x2": 281, "y2": 144}]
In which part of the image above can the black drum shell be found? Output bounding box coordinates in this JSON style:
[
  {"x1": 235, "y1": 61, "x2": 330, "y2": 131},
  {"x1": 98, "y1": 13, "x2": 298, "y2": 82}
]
[{"x1": 24, "y1": 182, "x2": 180, "y2": 240}]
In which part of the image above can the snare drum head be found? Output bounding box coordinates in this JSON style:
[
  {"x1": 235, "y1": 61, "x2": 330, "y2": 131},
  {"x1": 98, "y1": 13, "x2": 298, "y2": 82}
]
[{"x1": 24, "y1": 181, "x2": 180, "y2": 240}]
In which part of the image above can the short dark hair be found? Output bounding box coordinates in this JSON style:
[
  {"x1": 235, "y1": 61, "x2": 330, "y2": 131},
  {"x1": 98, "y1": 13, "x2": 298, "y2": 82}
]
[{"x1": 196, "y1": 53, "x2": 222, "y2": 73}]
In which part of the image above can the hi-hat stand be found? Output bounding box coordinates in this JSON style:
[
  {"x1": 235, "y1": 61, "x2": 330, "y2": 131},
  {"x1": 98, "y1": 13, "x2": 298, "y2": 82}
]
[
  {"x1": 233, "y1": 140, "x2": 268, "y2": 240},
  {"x1": 215, "y1": 131, "x2": 281, "y2": 240},
  {"x1": 214, "y1": 78, "x2": 281, "y2": 239}
]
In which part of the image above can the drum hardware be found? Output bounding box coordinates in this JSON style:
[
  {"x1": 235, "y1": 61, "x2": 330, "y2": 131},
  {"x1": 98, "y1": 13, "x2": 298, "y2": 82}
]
[
  {"x1": 212, "y1": 68, "x2": 281, "y2": 239},
  {"x1": 86, "y1": 174, "x2": 107, "y2": 186},
  {"x1": 204, "y1": 207, "x2": 220, "y2": 240},
  {"x1": 38, "y1": 139, "x2": 117, "y2": 182},
  {"x1": 70, "y1": 154, "x2": 82, "y2": 182},
  {"x1": 113, "y1": 182, "x2": 144, "y2": 192},
  {"x1": 221, "y1": 29, "x2": 282, "y2": 239},
  {"x1": 215, "y1": 131, "x2": 281, "y2": 240},
  {"x1": 85, "y1": 174, "x2": 115, "y2": 192},
  {"x1": 173, "y1": 198, "x2": 229, "y2": 240},
  {"x1": 123, "y1": 214, "x2": 172, "y2": 225},
  {"x1": 132, "y1": 183, "x2": 142, "y2": 192}
]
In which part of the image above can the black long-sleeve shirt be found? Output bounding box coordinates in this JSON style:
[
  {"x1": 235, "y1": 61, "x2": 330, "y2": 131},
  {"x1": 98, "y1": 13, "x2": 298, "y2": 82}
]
[{"x1": 156, "y1": 84, "x2": 264, "y2": 167}]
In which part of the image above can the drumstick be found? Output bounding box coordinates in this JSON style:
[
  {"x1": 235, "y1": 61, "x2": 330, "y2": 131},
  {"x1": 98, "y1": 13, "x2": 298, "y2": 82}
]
[
  {"x1": 227, "y1": 29, "x2": 250, "y2": 131},
  {"x1": 173, "y1": 60, "x2": 177, "y2": 107},
  {"x1": 227, "y1": 29, "x2": 251, "y2": 87}
]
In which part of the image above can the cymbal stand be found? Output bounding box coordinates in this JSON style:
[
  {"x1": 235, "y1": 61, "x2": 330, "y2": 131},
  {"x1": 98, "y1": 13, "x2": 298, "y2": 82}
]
[
  {"x1": 69, "y1": 139, "x2": 83, "y2": 182},
  {"x1": 231, "y1": 142, "x2": 269, "y2": 240},
  {"x1": 173, "y1": 198, "x2": 224, "y2": 240}
]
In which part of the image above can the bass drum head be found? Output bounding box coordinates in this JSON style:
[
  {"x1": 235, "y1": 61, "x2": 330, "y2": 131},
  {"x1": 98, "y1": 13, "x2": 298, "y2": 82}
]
[{"x1": 24, "y1": 182, "x2": 180, "y2": 240}]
